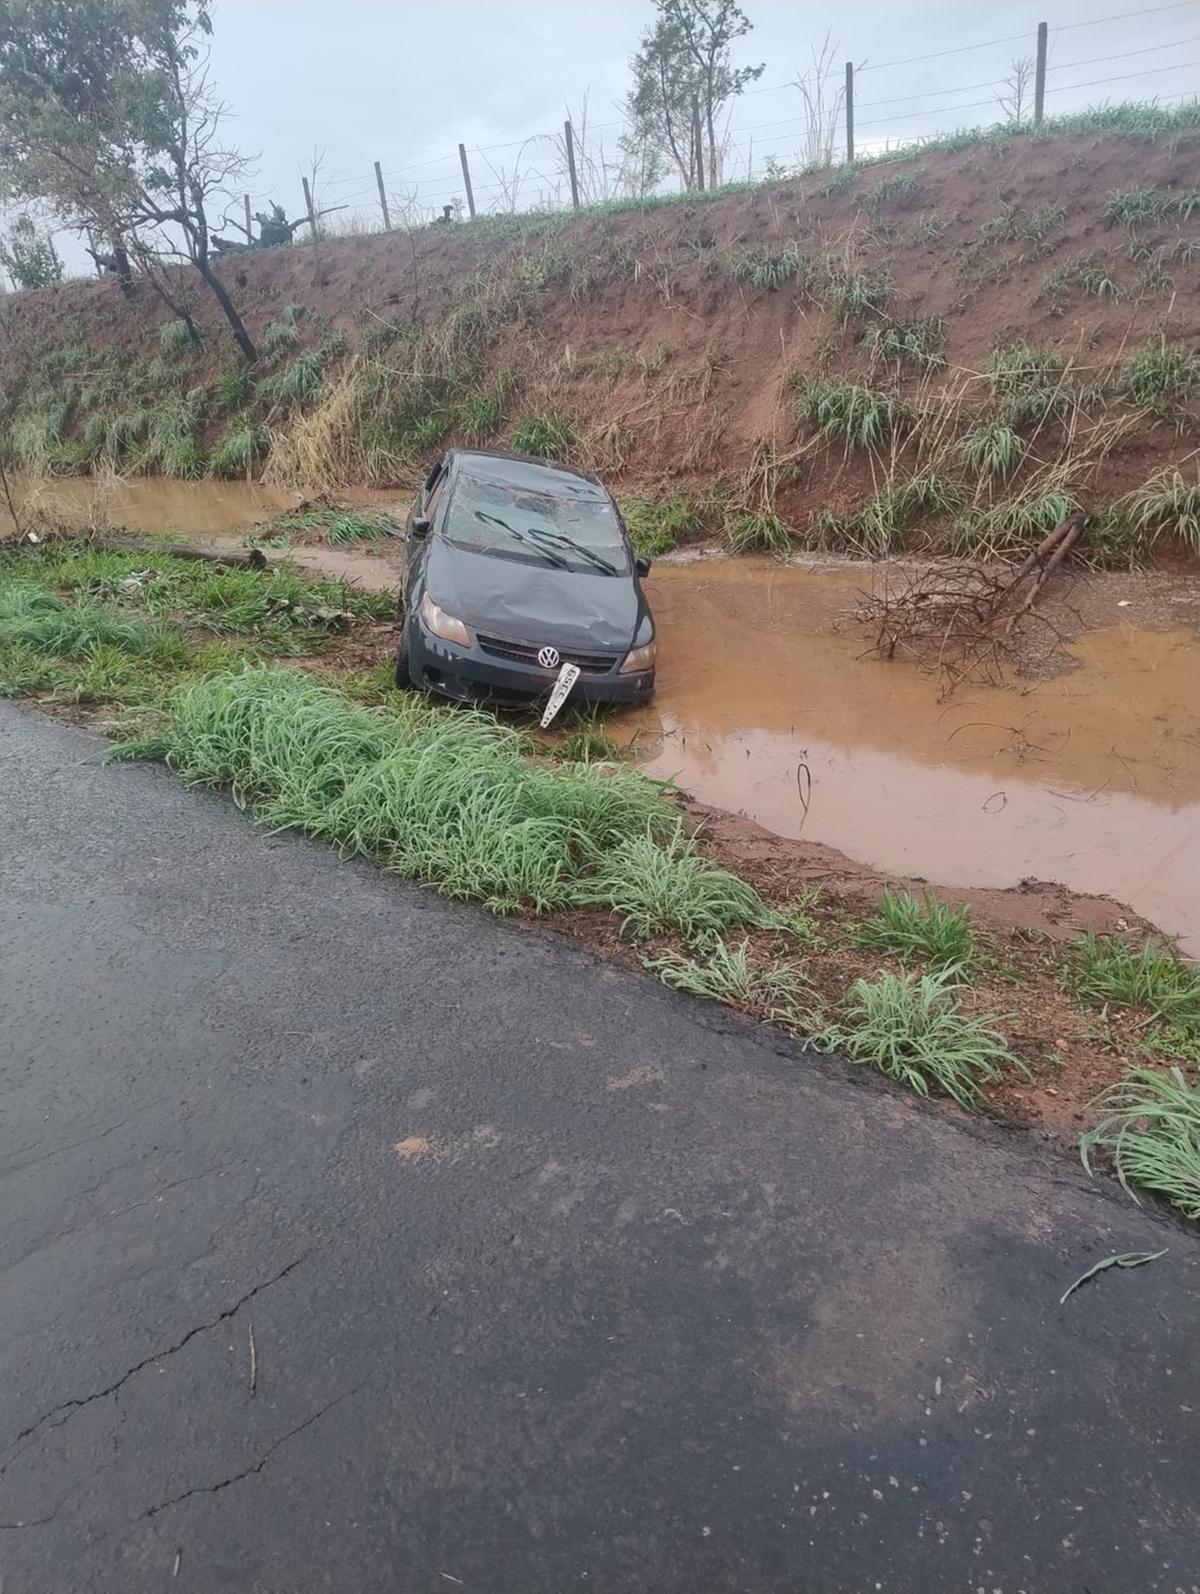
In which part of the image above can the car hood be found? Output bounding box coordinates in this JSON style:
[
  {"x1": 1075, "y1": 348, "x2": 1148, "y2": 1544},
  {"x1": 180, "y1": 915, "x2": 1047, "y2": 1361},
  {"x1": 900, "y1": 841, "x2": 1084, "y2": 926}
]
[{"x1": 424, "y1": 537, "x2": 643, "y2": 653}]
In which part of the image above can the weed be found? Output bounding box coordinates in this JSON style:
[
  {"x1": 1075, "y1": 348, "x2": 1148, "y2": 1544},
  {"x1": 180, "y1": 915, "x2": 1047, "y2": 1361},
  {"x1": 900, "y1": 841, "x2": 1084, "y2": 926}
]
[
  {"x1": 261, "y1": 320, "x2": 302, "y2": 355},
  {"x1": 0, "y1": 640, "x2": 66, "y2": 696},
  {"x1": 950, "y1": 488, "x2": 1078, "y2": 556},
  {"x1": 1104, "y1": 185, "x2": 1200, "y2": 227},
  {"x1": 621, "y1": 493, "x2": 701, "y2": 558},
  {"x1": 210, "y1": 419, "x2": 269, "y2": 479},
  {"x1": 861, "y1": 317, "x2": 944, "y2": 369},
  {"x1": 821, "y1": 967, "x2": 1019, "y2": 1110},
  {"x1": 578, "y1": 826, "x2": 775, "y2": 944},
  {"x1": 983, "y1": 341, "x2": 1071, "y2": 426},
  {"x1": 1125, "y1": 466, "x2": 1200, "y2": 553},
  {"x1": 1080, "y1": 503, "x2": 1152, "y2": 569},
  {"x1": 158, "y1": 318, "x2": 195, "y2": 354},
  {"x1": 980, "y1": 201, "x2": 1065, "y2": 248},
  {"x1": 852, "y1": 889, "x2": 976, "y2": 968},
  {"x1": 509, "y1": 414, "x2": 577, "y2": 459},
  {"x1": 647, "y1": 936, "x2": 811, "y2": 1014},
  {"x1": 1120, "y1": 336, "x2": 1199, "y2": 416},
  {"x1": 1081, "y1": 1067, "x2": 1200, "y2": 1218},
  {"x1": 1042, "y1": 253, "x2": 1123, "y2": 307},
  {"x1": 725, "y1": 511, "x2": 792, "y2": 555},
  {"x1": 457, "y1": 384, "x2": 507, "y2": 442},
  {"x1": 868, "y1": 172, "x2": 920, "y2": 208},
  {"x1": 213, "y1": 369, "x2": 253, "y2": 411},
  {"x1": 959, "y1": 419, "x2": 1026, "y2": 477},
  {"x1": 732, "y1": 243, "x2": 805, "y2": 290},
  {"x1": 322, "y1": 513, "x2": 384, "y2": 545},
  {"x1": 828, "y1": 266, "x2": 891, "y2": 325},
  {"x1": 907, "y1": 211, "x2": 944, "y2": 243},
  {"x1": 794, "y1": 377, "x2": 910, "y2": 450},
  {"x1": 0, "y1": 584, "x2": 184, "y2": 663},
  {"x1": 1072, "y1": 933, "x2": 1200, "y2": 1032},
  {"x1": 556, "y1": 713, "x2": 622, "y2": 764},
  {"x1": 258, "y1": 349, "x2": 326, "y2": 409}
]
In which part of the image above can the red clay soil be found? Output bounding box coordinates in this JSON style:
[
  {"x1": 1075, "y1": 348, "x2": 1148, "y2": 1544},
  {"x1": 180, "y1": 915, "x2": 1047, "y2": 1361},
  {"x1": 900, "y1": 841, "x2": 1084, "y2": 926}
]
[{"x1": 3, "y1": 125, "x2": 1199, "y2": 530}]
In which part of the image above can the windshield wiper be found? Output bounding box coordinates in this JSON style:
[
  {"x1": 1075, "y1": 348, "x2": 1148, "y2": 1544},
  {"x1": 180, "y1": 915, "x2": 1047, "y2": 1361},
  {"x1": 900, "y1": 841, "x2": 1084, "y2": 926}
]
[
  {"x1": 520, "y1": 524, "x2": 621, "y2": 576},
  {"x1": 472, "y1": 511, "x2": 569, "y2": 569}
]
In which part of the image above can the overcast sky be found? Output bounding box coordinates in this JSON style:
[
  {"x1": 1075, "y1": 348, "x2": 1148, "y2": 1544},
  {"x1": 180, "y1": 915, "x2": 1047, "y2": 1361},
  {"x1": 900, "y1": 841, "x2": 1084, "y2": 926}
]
[{"x1": 202, "y1": 0, "x2": 1198, "y2": 228}]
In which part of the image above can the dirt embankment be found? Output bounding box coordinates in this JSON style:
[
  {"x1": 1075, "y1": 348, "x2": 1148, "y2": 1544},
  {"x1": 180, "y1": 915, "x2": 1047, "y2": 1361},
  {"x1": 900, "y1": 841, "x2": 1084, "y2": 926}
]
[{"x1": 2, "y1": 122, "x2": 1198, "y2": 549}]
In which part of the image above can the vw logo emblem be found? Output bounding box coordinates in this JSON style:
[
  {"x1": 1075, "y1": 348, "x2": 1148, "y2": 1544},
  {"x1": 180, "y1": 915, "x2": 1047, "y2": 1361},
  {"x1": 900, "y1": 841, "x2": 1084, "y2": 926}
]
[{"x1": 538, "y1": 646, "x2": 560, "y2": 669}]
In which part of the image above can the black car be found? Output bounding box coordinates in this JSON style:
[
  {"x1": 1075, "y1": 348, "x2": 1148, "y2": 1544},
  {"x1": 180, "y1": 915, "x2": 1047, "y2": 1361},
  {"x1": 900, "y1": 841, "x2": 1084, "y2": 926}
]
[{"x1": 396, "y1": 449, "x2": 656, "y2": 706}]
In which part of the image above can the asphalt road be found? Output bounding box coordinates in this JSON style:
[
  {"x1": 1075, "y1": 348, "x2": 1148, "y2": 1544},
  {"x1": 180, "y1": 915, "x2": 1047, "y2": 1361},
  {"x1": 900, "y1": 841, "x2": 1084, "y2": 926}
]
[{"x1": 1, "y1": 702, "x2": 1196, "y2": 1594}]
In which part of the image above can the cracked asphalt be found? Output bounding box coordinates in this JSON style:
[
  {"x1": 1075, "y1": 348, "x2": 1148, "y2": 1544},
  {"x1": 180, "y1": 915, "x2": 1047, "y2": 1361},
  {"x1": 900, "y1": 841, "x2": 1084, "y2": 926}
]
[{"x1": 1, "y1": 702, "x2": 1197, "y2": 1594}]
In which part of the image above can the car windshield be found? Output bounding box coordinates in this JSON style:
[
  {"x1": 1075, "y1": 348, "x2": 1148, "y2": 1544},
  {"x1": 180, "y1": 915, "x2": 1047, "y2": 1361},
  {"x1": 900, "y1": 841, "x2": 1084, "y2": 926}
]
[{"x1": 440, "y1": 462, "x2": 629, "y2": 576}]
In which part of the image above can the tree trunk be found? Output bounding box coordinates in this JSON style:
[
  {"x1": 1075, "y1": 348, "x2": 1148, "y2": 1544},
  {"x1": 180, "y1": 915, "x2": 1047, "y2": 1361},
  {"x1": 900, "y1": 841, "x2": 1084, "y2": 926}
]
[
  {"x1": 691, "y1": 96, "x2": 706, "y2": 191},
  {"x1": 195, "y1": 257, "x2": 257, "y2": 362}
]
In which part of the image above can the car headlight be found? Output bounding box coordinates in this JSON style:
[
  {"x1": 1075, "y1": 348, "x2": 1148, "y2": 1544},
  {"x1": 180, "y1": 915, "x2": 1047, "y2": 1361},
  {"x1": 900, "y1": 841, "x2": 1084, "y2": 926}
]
[
  {"x1": 419, "y1": 592, "x2": 472, "y2": 647},
  {"x1": 619, "y1": 639, "x2": 656, "y2": 675}
]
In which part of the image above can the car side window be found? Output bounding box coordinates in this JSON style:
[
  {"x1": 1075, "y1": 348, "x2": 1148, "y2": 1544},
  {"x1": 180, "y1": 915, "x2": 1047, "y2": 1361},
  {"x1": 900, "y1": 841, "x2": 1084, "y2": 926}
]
[{"x1": 426, "y1": 472, "x2": 448, "y2": 523}]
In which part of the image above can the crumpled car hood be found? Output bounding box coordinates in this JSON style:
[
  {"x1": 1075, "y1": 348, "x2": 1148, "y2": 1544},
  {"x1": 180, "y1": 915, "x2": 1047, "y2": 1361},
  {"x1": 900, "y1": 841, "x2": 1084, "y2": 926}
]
[{"x1": 424, "y1": 538, "x2": 642, "y2": 653}]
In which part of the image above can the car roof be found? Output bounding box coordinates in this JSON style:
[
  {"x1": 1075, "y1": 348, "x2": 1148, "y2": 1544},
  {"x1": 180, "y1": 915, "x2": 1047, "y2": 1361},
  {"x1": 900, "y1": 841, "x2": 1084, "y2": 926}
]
[{"x1": 446, "y1": 449, "x2": 607, "y2": 495}]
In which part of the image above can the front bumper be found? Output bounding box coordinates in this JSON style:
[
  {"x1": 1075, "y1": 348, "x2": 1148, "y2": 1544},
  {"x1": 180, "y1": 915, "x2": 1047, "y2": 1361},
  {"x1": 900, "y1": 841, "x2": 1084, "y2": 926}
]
[{"x1": 409, "y1": 625, "x2": 654, "y2": 706}]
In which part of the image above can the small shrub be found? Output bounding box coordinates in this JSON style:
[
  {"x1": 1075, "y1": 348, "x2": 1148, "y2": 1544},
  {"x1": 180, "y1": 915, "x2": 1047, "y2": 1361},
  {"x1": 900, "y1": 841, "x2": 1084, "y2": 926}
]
[
  {"x1": 510, "y1": 414, "x2": 576, "y2": 459},
  {"x1": 0, "y1": 213, "x2": 63, "y2": 289},
  {"x1": 1124, "y1": 466, "x2": 1200, "y2": 553},
  {"x1": 821, "y1": 967, "x2": 1019, "y2": 1110},
  {"x1": 622, "y1": 492, "x2": 700, "y2": 558},
  {"x1": 1081, "y1": 1067, "x2": 1200, "y2": 1218},
  {"x1": 958, "y1": 420, "x2": 1025, "y2": 477},
  {"x1": 647, "y1": 937, "x2": 811, "y2": 1015},
  {"x1": 852, "y1": 889, "x2": 976, "y2": 968},
  {"x1": 794, "y1": 377, "x2": 910, "y2": 450}
]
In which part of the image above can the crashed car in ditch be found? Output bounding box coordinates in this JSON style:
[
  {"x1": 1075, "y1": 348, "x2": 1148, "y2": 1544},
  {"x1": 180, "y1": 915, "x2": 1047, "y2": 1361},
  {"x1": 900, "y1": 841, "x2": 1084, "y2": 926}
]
[{"x1": 395, "y1": 449, "x2": 656, "y2": 711}]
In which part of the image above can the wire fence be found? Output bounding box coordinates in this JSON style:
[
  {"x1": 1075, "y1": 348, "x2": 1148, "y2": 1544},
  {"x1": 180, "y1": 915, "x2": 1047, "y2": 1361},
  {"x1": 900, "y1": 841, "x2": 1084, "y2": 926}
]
[{"x1": 215, "y1": 2, "x2": 1200, "y2": 242}]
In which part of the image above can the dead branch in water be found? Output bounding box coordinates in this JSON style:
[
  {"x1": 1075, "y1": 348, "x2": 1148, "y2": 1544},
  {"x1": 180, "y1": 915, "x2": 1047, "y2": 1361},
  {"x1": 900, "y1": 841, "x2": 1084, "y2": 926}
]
[{"x1": 853, "y1": 512, "x2": 1083, "y2": 694}]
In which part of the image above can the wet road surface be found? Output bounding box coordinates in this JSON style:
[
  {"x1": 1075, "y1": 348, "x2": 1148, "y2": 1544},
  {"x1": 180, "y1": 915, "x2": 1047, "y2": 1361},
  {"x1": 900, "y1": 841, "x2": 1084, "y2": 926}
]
[{"x1": 1, "y1": 703, "x2": 1197, "y2": 1593}]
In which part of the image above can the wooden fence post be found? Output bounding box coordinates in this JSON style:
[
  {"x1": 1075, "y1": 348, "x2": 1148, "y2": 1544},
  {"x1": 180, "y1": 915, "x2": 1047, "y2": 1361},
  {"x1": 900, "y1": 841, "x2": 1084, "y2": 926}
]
[
  {"x1": 564, "y1": 120, "x2": 581, "y2": 211},
  {"x1": 458, "y1": 143, "x2": 477, "y2": 220},
  {"x1": 845, "y1": 61, "x2": 855, "y2": 163},
  {"x1": 1033, "y1": 22, "x2": 1048, "y2": 126},
  {"x1": 243, "y1": 193, "x2": 253, "y2": 243},
  {"x1": 374, "y1": 161, "x2": 392, "y2": 230},
  {"x1": 301, "y1": 175, "x2": 318, "y2": 238}
]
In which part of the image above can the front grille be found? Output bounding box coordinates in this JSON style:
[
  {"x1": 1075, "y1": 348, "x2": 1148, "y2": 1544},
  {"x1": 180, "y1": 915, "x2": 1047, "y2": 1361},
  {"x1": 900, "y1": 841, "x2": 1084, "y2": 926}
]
[{"x1": 476, "y1": 633, "x2": 617, "y2": 676}]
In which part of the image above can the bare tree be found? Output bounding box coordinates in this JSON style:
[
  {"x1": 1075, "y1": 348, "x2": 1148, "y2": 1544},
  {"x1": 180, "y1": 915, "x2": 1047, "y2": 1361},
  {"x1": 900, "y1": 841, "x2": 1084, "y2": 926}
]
[{"x1": 998, "y1": 56, "x2": 1035, "y2": 126}]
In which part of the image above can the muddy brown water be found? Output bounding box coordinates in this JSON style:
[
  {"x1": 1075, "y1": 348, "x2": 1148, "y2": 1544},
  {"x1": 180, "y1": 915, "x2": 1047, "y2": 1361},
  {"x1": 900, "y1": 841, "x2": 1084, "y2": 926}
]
[{"x1": 5, "y1": 478, "x2": 1198, "y2": 951}]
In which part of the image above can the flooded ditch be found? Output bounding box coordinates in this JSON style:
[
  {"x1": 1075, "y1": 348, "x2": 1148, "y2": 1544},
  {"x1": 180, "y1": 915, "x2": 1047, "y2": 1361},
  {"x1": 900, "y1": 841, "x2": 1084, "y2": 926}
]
[{"x1": 5, "y1": 477, "x2": 1198, "y2": 951}]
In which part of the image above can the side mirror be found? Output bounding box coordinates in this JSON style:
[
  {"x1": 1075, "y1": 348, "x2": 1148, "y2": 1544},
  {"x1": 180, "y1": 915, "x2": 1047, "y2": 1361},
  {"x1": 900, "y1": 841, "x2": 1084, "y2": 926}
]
[
  {"x1": 635, "y1": 554, "x2": 652, "y2": 577},
  {"x1": 411, "y1": 516, "x2": 431, "y2": 539}
]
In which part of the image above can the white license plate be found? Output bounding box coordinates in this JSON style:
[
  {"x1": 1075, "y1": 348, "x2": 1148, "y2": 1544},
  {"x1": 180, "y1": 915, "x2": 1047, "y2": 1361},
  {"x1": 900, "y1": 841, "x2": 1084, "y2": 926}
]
[{"x1": 540, "y1": 662, "x2": 581, "y2": 728}]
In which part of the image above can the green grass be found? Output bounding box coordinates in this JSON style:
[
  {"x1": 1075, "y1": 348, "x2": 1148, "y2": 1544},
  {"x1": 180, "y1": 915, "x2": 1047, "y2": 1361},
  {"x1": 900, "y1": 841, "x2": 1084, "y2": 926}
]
[
  {"x1": 1124, "y1": 466, "x2": 1200, "y2": 553},
  {"x1": 210, "y1": 419, "x2": 270, "y2": 479},
  {"x1": 621, "y1": 492, "x2": 701, "y2": 558},
  {"x1": 852, "y1": 889, "x2": 976, "y2": 968},
  {"x1": 907, "y1": 212, "x2": 944, "y2": 243},
  {"x1": 158, "y1": 318, "x2": 195, "y2": 354},
  {"x1": 257, "y1": 350, "x2": 326, "y2": 409},
  {"x1": 1042, "y1": 253, "x2": 1123, "y2": 308},
  {"x1": 647, "y1": 936, "x2": 811, "y2": 1014},
  {"x1": 509, "y1": 414, "x2": 577, "y2": 459},
  {"x1": 949, "y1": 488, "x2": 1078, "y2": 557},
  {"x1": 1103, "y1": 185, "x2": 1200, "y2": 227},
  {"x1": 980, "y1": 201, "x2": 1065, "y2": 248},
  {"x1": 1120, "y1": 337, "x2": 1199, "y2": 416},
  {"x1": 794, "y1": 377, "x2": 910, "y2": 450},
  {"x1": 260, "y1": 319, "x2": 302, "y2": 355},
  {"x1": 457, "y1": 385, "x2": 506, "y2": 442},
  {"x1": 1072, "y1": 933, "x2": 1200, "y2": 1034},
  {"x1": 868, "y1": 173, "x2": 920, "y2": 208},
  {"x1": 1081, "y1": 1066, "x2": 1200, "y2": 1219},
  {"x1": 821, "y1": 967, "x2": 1019, "y2": 1110},
  {"x1": 576, "y1": 826, "x2": 776, "y2": 944},
  {"x1": 860, "y1": 317, "x2": 944, "y2": 370},
  {"x1": 732, "y1": 243, "x2": 805, "y2": 290},
  {"x1": 828, "y1": 267, "x2": 891, "y2": 325},
  {"x1": 724, "y1": 511, "x2": 792, "y2": 555},
  {"x1": 124, "y1": 666, "x2": 686, "y2": 918},
  {"x1": 1080, "y1": 504, "x2": 1152, "y2": 570},
  {"x1": 213, "y1": 369, "x2": 253, "y2": 411},
  {"x1": 0, "y1": 583, "x2": 185, "y2": 663},
  {"x1": 958, "y1": 420, "x2": 1026, "y2": 477},
  {"x1": 983, "y1": 341, "x2": 1072, "y2": 427}
]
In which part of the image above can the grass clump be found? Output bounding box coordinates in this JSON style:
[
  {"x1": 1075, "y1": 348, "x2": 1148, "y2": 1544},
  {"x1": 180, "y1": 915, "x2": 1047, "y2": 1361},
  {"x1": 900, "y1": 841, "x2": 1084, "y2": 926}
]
[
  {"x1": 260, "y1": 319, "x2": 302, "y2": 356},
  {"x1": 724, "y1": 511, "x2": 792, "y2": 555},
  {"x1": 1120, "y1": 337, "x2": 1198, "y2": 417},
  {"x1": 213, "y1": 368, "x2": 253, "y2": 411},
  {"x1": 578, "y1": 826, "x2": 775, "y2": 944},
  {"x1": 852, "y1": 889, "x2": 976, "y2": 968},
  {"x1": 868, "y1": 172, "x2": 920, "y2": 208},
  {"x1": 647, "y1": 936, "x2": 810, "y2": 1014},
  {"x1": 908, "y1": 211, "x2": 944, "y2": 243},
  {"x1": 794, "y1": 377, "x2": 909, "y2": 450},
  {"x1": 982, "y1": 341, "x2": 1071, "y2": 426},
  {"x1": 822, "y1": 967, "x2": 1018, "y2": 1110},
  {"x1": 621, "y1": 492, "x2": 701, "y2": 558},
  {"x1": 958, "y1": 419, "x2": 1025, "y2": 477},
  {"x1": 0, "y1": 584, "x2": 184, "y2": 664},
  {"x1": 732, "y1": 243, "x2": 804, "y2": 290},
  {"x1": 510, "y1": 414, "x2": 577, "y2": 459},
  {"x1": 258, "y1": 349, "x2": 326, "y2": 410},
  {"x1": 210, "y1": 419, "x2": 269, "y2": 479},
  {"x1": 828, "y1": 266, "x2": 891, "y2": 325},
  {"x1": 1124, "y1": 465, "x2": 1200, "y2": 553},
  {"x1": 158, "y1": 318, "x2": 195, "y2": 354},
  {"x1": 1072, "y1": 933, "x2": 1200, "y2": 1035},
  {"x1": 1103, "y1": 185, "x2": 1200, "y2": 227},
  {"x1": 861, "y1": 317, "x2": 944, "y2": 370},
  {"x1": 1081, "y1": 1067, "x2": 1200, "y2": 1219}
]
